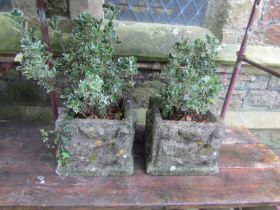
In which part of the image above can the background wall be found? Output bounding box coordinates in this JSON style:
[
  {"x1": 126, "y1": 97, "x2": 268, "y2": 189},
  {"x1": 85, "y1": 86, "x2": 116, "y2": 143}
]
[
  {"x1": 0, "y1": 0, "x2": 279, "y2": 156},
  {"x1": 3, "y1": 0, "x2": 280, "y2": 45},
  {"x1": 224, "y1": 0, "x2": 280, "y2": 46}
]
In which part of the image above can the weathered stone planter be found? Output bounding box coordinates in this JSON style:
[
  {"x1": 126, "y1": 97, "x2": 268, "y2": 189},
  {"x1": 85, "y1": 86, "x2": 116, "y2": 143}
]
[
  {"x1": 145, "y1": 99, "x2": 225, "y2": 176},
  {"x1": 55, "y1": 99, "x2": 136, "y2": 176}
]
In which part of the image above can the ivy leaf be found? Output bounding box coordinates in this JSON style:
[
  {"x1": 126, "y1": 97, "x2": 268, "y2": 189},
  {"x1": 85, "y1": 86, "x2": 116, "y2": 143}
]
[
  {"x1": 49, "y1": 15, "x2": 58, "y2": 30},
  {"x1": 13, "y1": 4, "x2": 138, "y2": 119},
  {"x1": 61, "y1": 135, "x2": 70, "y2": 144},
  {"x1": 14, "y1": 53, "x2": 23, "y2": 63},
  {"x1": 10, "y1": 8, "x2": 24, "y2": 17},
  {"x1": 160, "y1": 36, "x2": 220, "y2": 116}
]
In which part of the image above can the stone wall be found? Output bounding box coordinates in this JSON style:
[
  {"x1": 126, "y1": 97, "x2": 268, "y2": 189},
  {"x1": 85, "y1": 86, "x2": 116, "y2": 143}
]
[
  {"x1": 45, "y1": 0, "x2": 70, "y2": 18},
  {"x1": 131, "y1": 65, "x2": 280, "y2": 112},
  {"x1": 224, "y1": 0, "x2": 280, "y2": 46},
  {"x1": 257, "y1": 0, "x2": 280, "y2": 46},
  {"x1": 12, "y1": 0, "x2": 70, "y2": 18},
  {"x1": 69, "y1": 0, "x2": 103, "y2": 19},
  {"x1": 218, "y1": 66, "x2": 280, "y2": 111},
  {"x1": 2, "y1": 64, "x2": 278, "y2": 112},
  {"x1": 10, "y1": 0, "x2": 103, "y2": 19},
  {"x1": 0, "y1": 69, "x2": 49, "y2": 106}
]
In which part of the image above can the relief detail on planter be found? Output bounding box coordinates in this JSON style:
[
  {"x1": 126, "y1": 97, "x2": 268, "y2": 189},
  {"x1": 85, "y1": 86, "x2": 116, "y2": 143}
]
[
  {"x1": 56, "y1": 99, "x2": 136, "y2": 176},
  {"x1": 145, "y1": 99, "x2": 225, "y2": 176}
]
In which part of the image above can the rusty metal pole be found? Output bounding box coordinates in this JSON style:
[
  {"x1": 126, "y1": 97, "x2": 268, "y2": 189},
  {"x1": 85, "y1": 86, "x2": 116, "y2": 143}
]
[
  {"x1": 241, "y1": 55, "x2": 280, "y2": 78},
  {"x1": 36, "y1": 0, "x2": 58, "y2": 120},
  {"x1": 220, "y1": 0, "x2": 261, "y2": 119}
]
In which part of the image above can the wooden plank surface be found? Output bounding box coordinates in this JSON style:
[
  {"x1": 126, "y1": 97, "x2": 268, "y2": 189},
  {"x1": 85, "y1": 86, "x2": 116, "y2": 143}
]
[{"x1": 0, "y1": 121, "x2": 280, "y2": 209}]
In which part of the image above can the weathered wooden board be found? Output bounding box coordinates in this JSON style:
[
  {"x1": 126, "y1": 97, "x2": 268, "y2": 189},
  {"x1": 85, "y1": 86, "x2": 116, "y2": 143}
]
[{"x1": 0, "y1": 121, "x2": 280, "y2": 210}]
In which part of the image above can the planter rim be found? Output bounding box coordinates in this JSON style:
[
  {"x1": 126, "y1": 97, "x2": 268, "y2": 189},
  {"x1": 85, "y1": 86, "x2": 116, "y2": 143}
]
[
  {"x1": 149, "y1": 97, "x2": 224, "y2": 125},
  {"x1": 56, "y1": 98, "x2": 134, "y2": 124}
]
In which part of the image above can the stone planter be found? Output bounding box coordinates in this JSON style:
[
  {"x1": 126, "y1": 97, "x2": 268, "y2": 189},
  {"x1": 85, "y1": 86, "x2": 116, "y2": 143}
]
[
  {"x1": 145, "y1": 99, "x2": 225, "y2": 176},
  {"x1": 55, "y1": 99, "x2": 136, "y2": 176}
]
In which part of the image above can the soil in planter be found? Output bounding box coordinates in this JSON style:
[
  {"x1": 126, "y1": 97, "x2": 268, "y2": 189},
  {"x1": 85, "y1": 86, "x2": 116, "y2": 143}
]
[
  {"x1": 161, "y1": 107, "x2": 209, "y2": 123},
  {"x1": 75, "y1": 101, "x2": 125, "y2": 120}
]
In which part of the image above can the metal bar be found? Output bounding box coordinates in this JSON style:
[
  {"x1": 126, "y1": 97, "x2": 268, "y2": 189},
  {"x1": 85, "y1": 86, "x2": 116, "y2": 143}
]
[
  {"x1": 241, "y1": 55, "x2": 280, "y2": 78},
  {"x1": 36, "y1": 0, "x2": 58, "y2": 120},
  {"x1": 220, "y1": 0, "x2": 261, "y2": 120}
]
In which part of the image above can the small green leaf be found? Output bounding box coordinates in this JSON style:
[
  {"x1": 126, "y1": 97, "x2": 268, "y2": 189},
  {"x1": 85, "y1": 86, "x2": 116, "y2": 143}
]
[
  {"x1": 10, "y1": 8, "x2": 24, "y2": 17},
  {"x1": 61, "y1": 135, "x2": 70, "y2": 143},
  {"x1": 14, "y1": 53, "x2": 23, "y2": 63},
  {"x1": 160, "y1": 35, "x2": 220, "y2": 117}
]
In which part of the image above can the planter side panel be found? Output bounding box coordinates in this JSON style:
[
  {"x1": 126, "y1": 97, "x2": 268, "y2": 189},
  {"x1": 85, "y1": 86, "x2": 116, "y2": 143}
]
[
  {"x1": 56, "y1": 102, "x2": 135, "y2": 176},
  {"x1": 146, "y1": 107, "x2": 225, "y2": 176}
]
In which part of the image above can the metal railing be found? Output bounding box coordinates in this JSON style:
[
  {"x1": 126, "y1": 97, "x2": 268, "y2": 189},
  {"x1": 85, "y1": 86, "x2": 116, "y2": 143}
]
[{"x1": 220, "y1": 0, "x2": 280, "y2": 119}]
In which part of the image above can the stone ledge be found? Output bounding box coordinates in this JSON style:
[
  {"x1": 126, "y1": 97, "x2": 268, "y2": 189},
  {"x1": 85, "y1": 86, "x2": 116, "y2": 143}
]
[
  {"x1": 113, "y1": 21, "x2": 213, "y2": 61},
  {"x1": 218, "y1": 65, "x2": 280, "y2": 75},
  {"x1": 218, "y1": 44, "x2": 280, "y2": 68},
  {"x1": 0, "y1": 14, "x2": 212, "y2": 57},
  {"x1": 0, "y1": 14, "x2": 280, "y2": 68}
]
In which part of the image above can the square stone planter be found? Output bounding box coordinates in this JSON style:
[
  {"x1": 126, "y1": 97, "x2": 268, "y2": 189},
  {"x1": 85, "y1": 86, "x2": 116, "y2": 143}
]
[
  {"x1": 145, "y1": 99, "x2": 225, "y2": 176},
  {"x1": 55, "y1": 99, "x2": 136, "y2": 176}
]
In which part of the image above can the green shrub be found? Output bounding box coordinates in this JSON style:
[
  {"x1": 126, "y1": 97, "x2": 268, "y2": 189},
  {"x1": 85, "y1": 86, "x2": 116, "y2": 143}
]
[
  {"x1": 11, "y1": 4, "x2": 137, "y2": 119},
  {"x1": 11, "y1": 9, "x2": 57, "y2": 93},
  {"x1": 159, "y1": 35, "x2": 221, "y2": 120}
]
